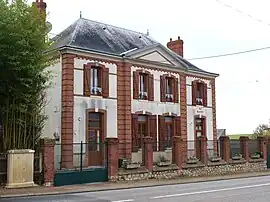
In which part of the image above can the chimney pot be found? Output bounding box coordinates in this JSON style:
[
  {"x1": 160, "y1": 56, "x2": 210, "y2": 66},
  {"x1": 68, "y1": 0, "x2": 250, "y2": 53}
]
[{"x1": 167, "y1": 37, "x2": 184, "y2": 57}]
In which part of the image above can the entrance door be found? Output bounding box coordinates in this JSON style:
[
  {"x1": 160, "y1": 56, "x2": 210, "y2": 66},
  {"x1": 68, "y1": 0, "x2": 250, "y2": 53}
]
[{"x1": 87, "y1": 112, "x2": 104, "y2": 167}]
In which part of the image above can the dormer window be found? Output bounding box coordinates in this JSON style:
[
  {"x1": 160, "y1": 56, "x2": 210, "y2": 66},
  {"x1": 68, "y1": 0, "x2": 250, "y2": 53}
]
[
  {"x1": 83, "y1": 63, "x2": 109, "y2": 98},
  {"x1": 192, "y1": 80, "x2": 207, "y2": 107}
]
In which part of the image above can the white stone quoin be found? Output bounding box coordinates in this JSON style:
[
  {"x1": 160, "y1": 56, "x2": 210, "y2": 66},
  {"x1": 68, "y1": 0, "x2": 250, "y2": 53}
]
[{"x1": 6, "y1": 149, "x2": 36, "y2": 189}]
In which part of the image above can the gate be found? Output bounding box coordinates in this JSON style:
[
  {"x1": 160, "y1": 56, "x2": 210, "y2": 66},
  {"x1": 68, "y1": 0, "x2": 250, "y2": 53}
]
[
  {"x1": 267, "y1": 143, "x2": 270, "y2": 168},
  {"x1": 54, "y1": 142, "x2": 108, "y2": 186}
]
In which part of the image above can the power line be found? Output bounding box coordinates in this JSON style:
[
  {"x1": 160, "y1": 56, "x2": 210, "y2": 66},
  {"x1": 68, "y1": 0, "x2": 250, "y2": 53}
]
[
  {"x1": 188, "y1": 46, "x2": 270, "y2": 60},
  {"x1": 215, "y1": 0, "x2": 270, "y2": 27}
]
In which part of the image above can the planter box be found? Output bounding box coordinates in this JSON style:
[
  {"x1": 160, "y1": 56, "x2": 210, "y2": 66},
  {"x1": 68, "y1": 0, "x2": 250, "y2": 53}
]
[
  {"x1": 210, "y1": 157, "x2": 221, "y2": 162},
  {"x1": 186, "y1": 159, "x2": 199, "y2": 164},
  {"x1": 124, "y1": 163, "x2": 141, "y2": 170},
  {"x1": 250, "y1": 155, "x2": 260, "y2": 159},
  {"x1": 232, "y1": 156, "x2": 242, "y2": 160},
  {"x1": 157, "y1": 161, "x2": 171, "y2": 167}
]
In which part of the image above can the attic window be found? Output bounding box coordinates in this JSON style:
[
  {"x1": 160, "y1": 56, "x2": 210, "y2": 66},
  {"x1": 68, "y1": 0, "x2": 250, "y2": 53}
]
[
  {"x1": 139, "y1": 35, "x2": 142, "y2": 39},
  {"x1": 103, "y1": 27, "x2": 106, "y2": 30}
]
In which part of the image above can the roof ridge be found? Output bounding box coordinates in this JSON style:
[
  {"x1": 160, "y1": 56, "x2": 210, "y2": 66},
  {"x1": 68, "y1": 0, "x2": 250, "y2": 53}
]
[{"x1": 80, "y1": 17, "x2": 153, "y2": 39}]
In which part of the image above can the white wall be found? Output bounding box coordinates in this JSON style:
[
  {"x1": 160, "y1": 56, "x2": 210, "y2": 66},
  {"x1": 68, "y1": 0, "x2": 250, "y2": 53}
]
[
  {"x1": 186, "y1": 76, "x2": 214, "y2": 141},
  {"x1": 42, "y1": 59, "x2": 62, "y2": 139},
  {"x1": 73, "y1": 58, "x2": 117, "y2": 146},
  {"x1": 131, "y1": 65, "x2": 181, "y2": 116}
]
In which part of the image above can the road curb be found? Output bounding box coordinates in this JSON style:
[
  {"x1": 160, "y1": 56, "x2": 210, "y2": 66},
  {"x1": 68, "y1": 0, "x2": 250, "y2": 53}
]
[{"x1": 1, "y1": 172, "x2": 270, "y2": 198}]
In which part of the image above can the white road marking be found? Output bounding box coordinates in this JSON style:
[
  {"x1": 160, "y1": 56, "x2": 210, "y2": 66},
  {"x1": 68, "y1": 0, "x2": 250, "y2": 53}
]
[
  {"x1": 151, "y1": 182, "x2": 270, "y2": 199},
  {"x1": 112, "y1": 199, "x2": 134, "y2": 202}
]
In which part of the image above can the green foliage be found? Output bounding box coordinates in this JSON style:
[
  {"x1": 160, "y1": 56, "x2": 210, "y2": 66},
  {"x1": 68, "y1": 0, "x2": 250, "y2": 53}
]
[
  {"x1": 252, "y1": 124, "x2": 270, "y2": 139},
  {"x1": 0, "y1": 0, "x2": 53, "y2": 152}
]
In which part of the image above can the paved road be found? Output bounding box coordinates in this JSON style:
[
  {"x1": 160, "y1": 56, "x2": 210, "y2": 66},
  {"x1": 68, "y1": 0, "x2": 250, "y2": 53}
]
[{"x1": 2, "y1": 176, "x2": 270, "y2": 202}]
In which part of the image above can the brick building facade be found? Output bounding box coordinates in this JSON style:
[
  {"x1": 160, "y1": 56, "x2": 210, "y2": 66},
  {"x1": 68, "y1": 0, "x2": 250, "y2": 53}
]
[{"x1": 42, "y1": 7, "x2": 219, "y2": 169}]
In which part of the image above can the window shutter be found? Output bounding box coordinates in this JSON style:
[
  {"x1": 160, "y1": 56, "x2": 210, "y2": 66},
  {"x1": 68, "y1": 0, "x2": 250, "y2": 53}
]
[
  {"x1": 203, "y1": 83, "x2": 207, "y2": 107},
  {"x1": 174, "y1": 78, "x2": 179, "y2": 103},
  {"x1": 132, "y1": 114, "x2": 139, "y2": 152},
  {"x1": 149, "y1": 115, "x2": 157, "y2": 151},
  {"x1": 102, "y1": 68, "x2": 109, "y2": 98},
  {"x1": 148, "y1": 74, "x2": 154, "y2": 101},
  {"x1": 192, "y1": 81, "x2": 197, "y2": 105},
  {"x1": 83, "y1": 65, "x2": 91, "y2": 96},
  {"x1": 133, "y1": 71, "x2": 139, "y2": 99},
  {"x1": 160, "y1": 75, "x2": 165, "y2": 102},
  {"x1": 158, "y1": 115, "x2": 165, "y2": 151},
  {"x1": 175, "y1": 116, "x2": 181, "y2": 136}
]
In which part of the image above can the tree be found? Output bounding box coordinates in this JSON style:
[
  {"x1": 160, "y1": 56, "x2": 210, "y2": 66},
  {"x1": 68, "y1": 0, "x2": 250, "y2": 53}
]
[
  {"x1": 0, "y1": 0, "x2": 52, "y2": 152},
  {"x1": 252, "y1": 124, "x2": 270, "y2": 139}
]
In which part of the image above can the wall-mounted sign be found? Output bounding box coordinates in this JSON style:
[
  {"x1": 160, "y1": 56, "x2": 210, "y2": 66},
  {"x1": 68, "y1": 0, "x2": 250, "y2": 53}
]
[{"x1": 194, "y1": 105, "x2": 205, "y2": 116}]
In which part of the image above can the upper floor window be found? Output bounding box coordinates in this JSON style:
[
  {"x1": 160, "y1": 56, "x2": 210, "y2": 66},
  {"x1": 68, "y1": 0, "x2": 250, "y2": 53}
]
[
  {"x1": 139, "y1": 73, "x2": 148, "y2": 100},
  {"x1": 160, "y1": 75, "x2": 179, "y2": 103},
  {"x1": 133, "y1": 70, "x2": 154, "y2": 101},
  {"x1": 196, "y1": 83, "x2": 203, "y2": 105},
  {"x1": 192, "y1": 80, "x2": 207, "y2": 107},
  {"x1": 91, "y1": 67, "x2": 102, "y2": 95},
  {"x1": 83, "y1": 63, "x2": 109, "y2": 98},
  {"x1": 165, "y1": 77, "x2": 174, "y2": 102}
]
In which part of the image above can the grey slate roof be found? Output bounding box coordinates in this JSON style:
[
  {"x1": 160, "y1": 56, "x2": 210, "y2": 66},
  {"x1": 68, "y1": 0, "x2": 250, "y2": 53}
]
[{"x1": 52, "y1": 18, "x2": 218, "y2": 77}]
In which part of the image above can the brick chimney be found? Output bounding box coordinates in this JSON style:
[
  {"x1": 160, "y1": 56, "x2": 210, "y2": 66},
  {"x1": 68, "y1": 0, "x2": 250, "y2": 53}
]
[
  {"x1": 167, "y1": 36, "x2": 184, "y2": 57},
  {"x1": 32, "y1": 0, "x2": 47, "y2": 16}
]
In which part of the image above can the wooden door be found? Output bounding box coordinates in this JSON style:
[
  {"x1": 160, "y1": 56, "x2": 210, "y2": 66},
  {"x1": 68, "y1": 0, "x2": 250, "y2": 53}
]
[{"x1": 87, "y1": 112, "x2": 104, "y2": 167}]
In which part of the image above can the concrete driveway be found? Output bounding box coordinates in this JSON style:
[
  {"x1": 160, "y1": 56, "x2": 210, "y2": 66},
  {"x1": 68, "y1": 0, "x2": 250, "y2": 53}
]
[{"x1": 2, "y1": 175, "x2": 270, "y2": 201}]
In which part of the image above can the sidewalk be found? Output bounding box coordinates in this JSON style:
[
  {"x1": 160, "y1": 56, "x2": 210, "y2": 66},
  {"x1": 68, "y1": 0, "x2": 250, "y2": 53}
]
[{"x1": 1, "y1": 171, "x2": 270, "y2": 198}]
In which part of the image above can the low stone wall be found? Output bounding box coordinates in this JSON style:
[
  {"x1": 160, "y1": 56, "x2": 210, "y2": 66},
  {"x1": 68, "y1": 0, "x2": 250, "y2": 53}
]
[
  {"x1": 182, "y1": 159, "x2": 266, "y2": 177},
  {"x1": 112, "y1": 159, "x2": 266, "y2": 182},
  {"x1": 115, "y1": 165, "x2": 179, "y2": 181}
]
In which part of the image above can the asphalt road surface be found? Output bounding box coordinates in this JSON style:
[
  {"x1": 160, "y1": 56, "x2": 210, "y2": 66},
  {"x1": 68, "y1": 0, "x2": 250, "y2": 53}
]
[{"x1": 2, "y1": 175, "x2": 270, "y2": 202}]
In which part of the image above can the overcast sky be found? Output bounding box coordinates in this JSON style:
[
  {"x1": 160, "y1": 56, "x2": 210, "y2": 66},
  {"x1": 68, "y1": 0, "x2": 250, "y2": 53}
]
[{"x1": 39, "y1": 0, "x2": 270, "y2": 135}]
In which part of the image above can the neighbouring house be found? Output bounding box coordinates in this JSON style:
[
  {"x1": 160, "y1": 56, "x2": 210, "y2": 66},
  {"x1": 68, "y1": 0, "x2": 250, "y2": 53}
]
[
  {"x1": 39, "y1": 1, "x2": 219, "y2": 169},
  {"x1": 217, "y1": 129, "x2": 226, "y2": 139}
]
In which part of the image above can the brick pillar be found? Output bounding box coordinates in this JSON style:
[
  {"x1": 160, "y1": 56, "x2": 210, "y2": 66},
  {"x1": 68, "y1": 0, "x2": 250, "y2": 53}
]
[
  {"x1": 106, "y1": 138, "x2": 118, "y2": 180},
  {"x1": 211, "y1": 79, "x2": 217, "y2": 153},
  {"x1": 173, "y1": 136, "x2": 183, "y2": 169},
  {"x1": 61, "y1": 53, "x2": 76, "y2": 169},
  {"x1": 219, "y1": 136, "x2": 230, "y2": 162},
  {"x1": 116, "y1": 62, "x2": 132, "y2": 160},
  {"x1": 143, "y1": 136, "x2": 153, "y2": 171},
  {"x1": 41, "y1": 138, "x2": 55, "y2": 186},
  {"x1": 198, "y1": 136, "x2": 208, "y2": 164},
  {"x1": 240, "y1": 136, "x2": 249, "y2": 160},
  {"x1": 180, "y1": 74, "x2": 187, "y2": 161},
  {"x1": 258, "y1": 137, "x2": 267, "y2": 160}
]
